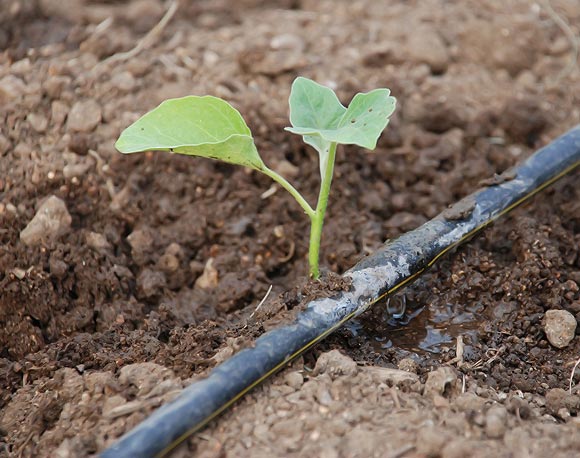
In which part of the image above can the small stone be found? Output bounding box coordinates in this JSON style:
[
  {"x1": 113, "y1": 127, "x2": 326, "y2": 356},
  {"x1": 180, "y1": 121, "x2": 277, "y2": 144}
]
[
  {"x1": 119, "y1": 362, "x2": 174, "y2": 395},
  {"x1": 398, "y1": 357, "x2": 419, "y2": 373},
  {"x1": 270, "y1": 33, "x2": 305, "y2": 52},
  {"x1": 111, "y1": 71, "x2": 136, "y2": 92},
  {"x1": 102, "y1": 395, "x2": 127, "y2": 418},
  {"x1": 452, "y1": 392, "x2": 487, "y2": 412},
  {"x1": 49, "y1": 256, "x2": 68, "y2": 278},
  {"x1": 546, "y1": 388, "x2": 580, "y2": 416},
  {"x1": 0, "y1": 75, "x2": 26, "y2": 101},
  {"x1": 194, "y1": 258, "x2": 218, "y2": 289},
  {"x1": 543, "y1": 309, "x2": 577, "y2": 349},
  {"x1": 51, "y1": 100, "x2": 69, "y2": 128},
  {"x1": 164, "y1": 243, "x2": 184, "y2": 259},
  {"x1": 313, "y1": 350, "x2": 358, "y2": 379},
  {"x1": 485, "y1": 405, "x2": 508, "y2": 438},
  {"x1": 27, "y1": 113, "x2": 48, "y2": 133},
  {"x1": 86, "y1": 232, "x2": 111, "y2": 252},
  {"x1": 20, "y1": 196, "x2": 72, "y2": 246},
  {"x1": 11, "y1": 268, "x2": 27, "y2": 280},
  {"x1": 137, "y1": 269, "x2": 166, "y2": 299},
  {"x1": 63, "y1": 162, "x2": 92, "y2": 179},
  {"x1": 272, "y1": 159, "x2": 299, "y2": 179},
  {"x1": 211, "y1": 346, "x2": 234, "y2": 365},
  {"x1": 424, "y1": 366, "x2": 458, "y2": 398},
  {"x1": 315, "y1": 386, "x2": 333, "y2": 406},
  {"x1": 284, "y1": 371, "x2": 304, "y2": 390},
  {"x1": 405, "y1": 25, "x2": 449, "y2": 73},
  {"x1": 127, "y1": 228, "x2": 154, "y2": 264},
  {"x1": 157, "y1": 253, "x2": 179, "y2": 273},
  {"x1": 68, "y1": 99, "x2": 102, "y2": 132}
]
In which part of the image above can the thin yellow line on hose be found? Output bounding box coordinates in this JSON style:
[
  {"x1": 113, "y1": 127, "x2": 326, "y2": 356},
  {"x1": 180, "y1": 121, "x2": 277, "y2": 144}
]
[
  {"x1": 372, "y1": 160, "x2": 580, "y2": 305},
  {"x1": 158, "y1": 309, "x2": 359, "y2": 457},
  {"x1": 159, "y1": 159, "x2": 579, "y2": 457}
]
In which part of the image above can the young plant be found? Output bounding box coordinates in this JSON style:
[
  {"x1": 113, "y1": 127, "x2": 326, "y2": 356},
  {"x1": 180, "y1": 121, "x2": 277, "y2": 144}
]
[{"x1": 115, "y1": 77, "x2": 396, "y2": 279}]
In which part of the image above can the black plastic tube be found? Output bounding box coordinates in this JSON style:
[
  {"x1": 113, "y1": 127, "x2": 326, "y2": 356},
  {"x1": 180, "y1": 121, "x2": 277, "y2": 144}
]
[{"x1": 101, "y1": 126, "x2": 580, "y2": 458}]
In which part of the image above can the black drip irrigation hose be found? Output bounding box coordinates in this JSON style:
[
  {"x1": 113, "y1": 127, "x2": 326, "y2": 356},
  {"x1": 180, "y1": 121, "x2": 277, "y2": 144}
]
[{"x1": 102, "y1": 126, "x2": 580, "y2": 458}]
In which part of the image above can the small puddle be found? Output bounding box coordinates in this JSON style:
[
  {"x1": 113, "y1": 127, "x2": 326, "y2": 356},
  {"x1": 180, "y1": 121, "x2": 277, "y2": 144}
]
[{"x1": 347, "y1": 292, "x2": 483, "y2": 356}]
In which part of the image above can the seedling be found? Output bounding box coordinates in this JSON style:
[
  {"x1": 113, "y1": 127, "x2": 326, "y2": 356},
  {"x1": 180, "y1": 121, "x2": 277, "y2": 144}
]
[{"x1": 115, "y1": 77, "x2": 396, "y2": 279}]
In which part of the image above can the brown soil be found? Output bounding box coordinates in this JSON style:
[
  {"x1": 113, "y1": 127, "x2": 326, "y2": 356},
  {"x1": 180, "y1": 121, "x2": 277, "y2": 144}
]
[{"x1": 1, "y1": 0, "x2": 580, "y2": 457}]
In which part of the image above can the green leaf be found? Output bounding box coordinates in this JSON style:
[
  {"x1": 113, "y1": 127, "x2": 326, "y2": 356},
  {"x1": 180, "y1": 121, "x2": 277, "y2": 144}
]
[
  {"x1": 285, "y1": 77, "x2": 396, "y2": 151},
  {"x1": 285, "y1": 77, "x2": 346, "y2": 177},
  {"x1": 115, "y1": 96, "x2": 265, "y2": 171}
]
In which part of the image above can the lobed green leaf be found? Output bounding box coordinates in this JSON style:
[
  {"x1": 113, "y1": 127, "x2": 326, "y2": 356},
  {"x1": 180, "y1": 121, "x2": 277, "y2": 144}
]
[{"x1": 285, "y1": 77, "x2": 396, "y2": 153}]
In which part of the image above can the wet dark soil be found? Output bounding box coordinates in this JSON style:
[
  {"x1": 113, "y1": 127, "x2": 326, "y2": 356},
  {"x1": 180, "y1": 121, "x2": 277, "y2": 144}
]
[{"x1": 1, "y1": 1, "x2": 580, "y2": 457}]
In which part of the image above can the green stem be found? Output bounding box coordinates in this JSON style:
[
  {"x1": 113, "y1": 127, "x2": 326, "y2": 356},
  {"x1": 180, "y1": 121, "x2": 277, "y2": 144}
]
[
  {"x1": 308, "y1": 142, "x2": 338, "y2": 279},
  {"x1": 261, "y1": 167, "x2": 315, "y2": 219}
]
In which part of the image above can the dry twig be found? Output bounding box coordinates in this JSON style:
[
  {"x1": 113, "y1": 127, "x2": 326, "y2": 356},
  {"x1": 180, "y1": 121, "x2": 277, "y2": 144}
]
[
  {"x1": 568, "y1": 355, "x2": 580, "y2": 394},
  {"x1": 94, "y1": 0, "x2": 179, "y2": 72},
  {"x1": 542, "y1": 0, "x2": 579, "y2": 85}
]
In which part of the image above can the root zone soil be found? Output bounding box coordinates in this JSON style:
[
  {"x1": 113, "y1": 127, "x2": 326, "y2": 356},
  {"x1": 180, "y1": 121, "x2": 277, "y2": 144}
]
[{"x1": 1, "y1": 1, "x2": 580, "y2": 457}]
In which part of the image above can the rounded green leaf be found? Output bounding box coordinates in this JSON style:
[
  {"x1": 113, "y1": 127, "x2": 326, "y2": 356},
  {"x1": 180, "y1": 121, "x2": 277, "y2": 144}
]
[
  {"x1": 287, "y1": 77, "x2": 347, "y2": 132},
  {"x1": 115, "y1": 96, "x2": 265, "y2": 171}
]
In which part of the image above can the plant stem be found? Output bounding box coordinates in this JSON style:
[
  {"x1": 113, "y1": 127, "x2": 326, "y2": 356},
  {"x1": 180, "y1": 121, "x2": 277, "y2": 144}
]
[
  {"x1": 308, "y1": 142, "x2": 338, "y2": 279},
  {"x1": 261, "y1": 167, "x2": 315, "y2": 219}
]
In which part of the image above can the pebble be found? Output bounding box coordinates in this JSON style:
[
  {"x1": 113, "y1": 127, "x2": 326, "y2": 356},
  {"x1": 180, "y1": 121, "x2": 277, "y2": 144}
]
[
  {"x1": 63, "y1": 162, "x2": 92, "y2": 179},
  {"x1": 20, "y1": 196, "x2": 72, "y2": 246},
  {"x1": 67, "y1": 99, "x2": 102, "y2": 132},
  {"x1": 545, "y1": 388, "x2": 580, "y2": 416},
  {"x1": 315, "y1": 386, "x2": 333, "y2": 406},
  {"x1": 485, "y1": 405, "x2": 508, "y2": 438},
  {"x1": 137, "y1": 268, "x2": 166, "y2": 298},
  {"x1": 0, "y1": 75, "x2": 26, "y2": 101},
  {"x1": 452, "y1": 392, "x2": 487, "y2": 412},
  {"x1": 86, "y1": 232, "x2": 112, "y2": 253},
  {"x1": 127, "y1": 228, "x2": 154, "y2": 263},
  {"x1": 157, "y1": 253, "x2": 180, "y2": 273},
  {"x1": 270, "y1": 33, "x2": 305, "y2": 52},
  {"x1": 405, "y1": 25, "x2": 449, "y2": 73},
  {"x1": 194, "y1": 258, "x2": 218, "y2": 289},
  {"x1": 111, "y1": 71, "x2": 136, "y2": 92},
  {"x1": 272, "y1": 159, "x2": 300, "y2": 179},
  {"x1": 118, "y1": 363, "x2": 174, "y2": 396},
  {"x1": 313, "y1": 350, "x2": 358, "y2": 380},
  {"x1": 51, "y1": 100, "x2": 69, "y2": 128},
  {"x1": 398, "y1": 357, "x2": 419, "y2": 373},
  {"x1": 424, "y1": 366, "x2": 458, "y2": 397},
  {"x1": 27, "y1": 113, "x2": 48, "y2": 133},
  {"x1": 284, "y1": 371, "x2": 304, "y2": 390},
  {"x1": 543, "y1": 309, "x2": 577, "y2": 349},
  {"x1": 49, "y1": 256, "x2": 68, "y2": 278}
]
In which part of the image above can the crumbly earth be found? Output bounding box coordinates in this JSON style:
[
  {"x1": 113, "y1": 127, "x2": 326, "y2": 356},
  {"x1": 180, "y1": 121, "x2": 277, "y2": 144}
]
[{"x1": 1, "y1": 0, "x2": 580, "y2": 457}]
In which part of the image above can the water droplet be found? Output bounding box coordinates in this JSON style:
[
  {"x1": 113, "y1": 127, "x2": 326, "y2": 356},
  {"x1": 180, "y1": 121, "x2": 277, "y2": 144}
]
[{"x1": 386, "y1": 295, "x2": 406, "y2": 319}]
